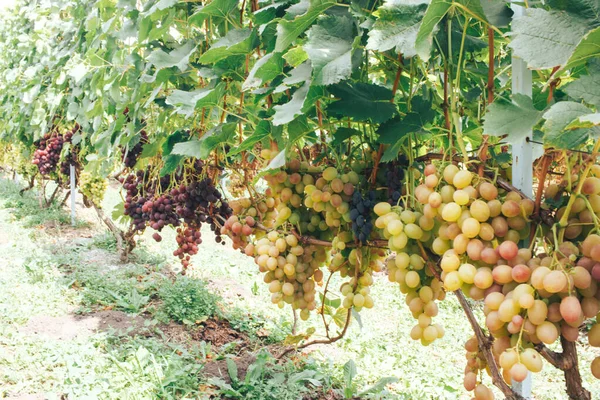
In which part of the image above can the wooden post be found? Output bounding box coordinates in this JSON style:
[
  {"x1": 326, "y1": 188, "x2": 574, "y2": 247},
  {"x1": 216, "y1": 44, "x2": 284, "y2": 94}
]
[
  {"x1": 511, "y1": 1, "x2": 533, "y2": 397},
  {"x1": 70, "y1": 164, "x2": 76, "y2": 227}
]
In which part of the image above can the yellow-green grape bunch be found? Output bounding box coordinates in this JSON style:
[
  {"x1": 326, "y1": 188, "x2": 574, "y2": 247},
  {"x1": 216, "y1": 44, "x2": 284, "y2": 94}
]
[
  {"x1": 248, "y1": 230, "x2": 325, "y2": 320},
  {"x1": 338, "y1": 247, "x2": 384, "y2": 312},
  {"x1": 79, "y1": 172, "x2": 107, "y2": 205},
  {"x1": 373, "y1": 201, "x2": 445, "y2": 344},
  {"x1": 226, "y1": 195, "x2": 278, "y2": 248},
  {"x1": 463, "y1": 336, "x2": 495, "y2": 400},
  {"x1": 263, "y1": 161, "x2": 358, "y2": 237}
]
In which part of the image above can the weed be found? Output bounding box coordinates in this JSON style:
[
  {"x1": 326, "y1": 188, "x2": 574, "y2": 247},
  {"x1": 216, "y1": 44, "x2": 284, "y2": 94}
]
[
  {"x1": 158, "y1": 277, "x2": 219, "y2": 324},
  {"x1": 208, "y1": 349, "x2": 332, "y2": 400}
]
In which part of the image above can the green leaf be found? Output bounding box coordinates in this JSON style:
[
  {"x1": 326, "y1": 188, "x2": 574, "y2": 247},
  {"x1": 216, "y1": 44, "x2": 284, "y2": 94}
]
[
  {"x1": 366, "y1": 0, "x2": 427, "y2": 57},
  {"x1": 479, "y1": 0, "x2": 512, "y2": 27},
  {"x1": 283, "y1": 46, "x2": 309, "y2": 67},
  {"x1": 288, "y1": 115, "x2": 313, "y2": 143},
  {"x1": 243, "y1": 52, "x2": 285, "y2": 90},
  {"x1": 455, "y1": 0, "x2": 488, "y2": 23},
  {"x1": 509, "y1": 9, "x2": 589, "y2": 70},
  {"x1": 327, "y1": 82, "x2": 397, "y2": 123},
  {"x1": 358, "y1": 377, "x2": 399, "y2": 397},
  {"x1": 332, "y1": 307, "x2": 347, "y2": 328},
  {"x1": 343, "y1": 360, "x2": 357, "y2": 384},
  {"x1": 274, "y1": 0, "x2": 337, "y2": 52},
  {"x1": 199, "y1": 28, "x2": 259, "y2": 64},
  {"x1": 304, "y1": 13, "x2": 356, "y2": 86},
  {"x1": 228, "y1": 120, "x2": 272, "y2": 155},
  {"x1": 562, "y1": 27, "x2": 600, "y2": 71},
  {"x1": 483, "y1": 94, "x2": 545, "y2": 143},
  {"x1": 160, "y1": 155, "x2": 184, "y2": 176},
  {"x1": 140, "y1": 137, "x2": 166, "y2": 158},
  {"x1": 378, "y1": 105, "x2": 434, "y2": 162},
  {"x1": 190, "y1": 0, "x2": 239, "y2": 25},
  {"x1": 147, "y1": 41, "x2": 197, "y2": 71},
  {"x1": 545, "y1": 0, "x2": 600, "y2": 29},
  {"x1": 165, "y1": 83, "x2": 226, "y2": 117},
  {"x1": 565, "y1": 113, "x2": 600, "y2": 130},
  {"x1": 171, "y1": 123, "x2": 237, "y2": 159},
  {"x1": 272, "y1": 82, "x2": 310, "y2": 125},
  {"x1": 542, "y1": 101, "x2": 597, "y2": 149},
  {"x1": 226, "y1": 358, "x2": 239, "y2": 385},
  {"x1": 331, "y1": 127, "x2": 361, "y2": 147},
  {"x1": 415, "y1": 0, "x2": 452, "y2": 61},
  {"x1": 563, "y1": 74, "x2": 600, "y2": 107}
]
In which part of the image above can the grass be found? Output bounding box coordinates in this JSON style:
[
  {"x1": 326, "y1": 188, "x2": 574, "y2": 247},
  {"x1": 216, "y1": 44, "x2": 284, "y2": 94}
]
[
  {"x1": 0, "y1": 178, "x2": 345, "y2": 400},
  {"x1": 2, "y1": 176, "x2": 600, "y2": 399}
]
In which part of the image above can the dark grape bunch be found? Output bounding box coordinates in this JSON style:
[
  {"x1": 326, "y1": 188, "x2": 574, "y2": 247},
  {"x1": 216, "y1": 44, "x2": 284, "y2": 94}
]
[
  {"x1": 33, "y1": 130, "x2": 64, "y2": 176},
  {"x1": 120, "y1": 160, "x2": 232, "y2": 270},
  {"x1": 174, "y1": 226, "x2": 202, "y2": 269},
  {"x1": 122, "y1": 130, "x2": 148, "y2": 169},
  {"x1": 382, "y1": 154, "x2": 408, "y2": 205},
  {"x1": 350, "y1": 190, "x2": 375, "y2": 243},
  {"x1": 33, "y1": 124, "x2": 80, "y2": 178}
]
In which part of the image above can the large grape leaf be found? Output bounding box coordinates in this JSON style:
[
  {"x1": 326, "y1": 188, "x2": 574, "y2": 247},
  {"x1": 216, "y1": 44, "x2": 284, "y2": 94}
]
[
  {"x1": 165, "y1": 83, "x2": 226, "y2": 117},
  {"x1": 272, "y1": 82, "x2": 311, "y2": 125},
  {"x1": 542, "y1": 101, "x2": 599, "y2": 149},
  {"x1": 483, "y1": 94, "x2": 545, "y2": 142},
  {"x1": 479, "y1": 0, "x2": 512, "y2": 27},
  {"x1": 327, "y1": 82, "x2": 397, "y2": 123},
  {"x1": 304, "y1": 13, "x2": 357, "y2": 86},
  {"x1": 455, "y1": 0, "x2": 487, "y2": 22},
  {"x1": 199, "y1": 29, "x2": 259, "y2": 64},
  {"x1": 147, "y1": 41, "x2": 197, "y2": 72},
  {"x1": 509, "y1": 9, "x2": 589, "y2": 70},
  {"x1": 172, "y1": 123, "x2": 237, "y2": 159},
  {"x1": 545, "y1": 0, "x2": 600, "y2": 28},
  {"x1": 415, "y1": 0, "x2": 452, "y2": 61},
  {"x1": 274, "y1": 0, "x2": 337, "y2": 52},
  {"x1": 366, "y1": 0, "x2": 428, "y2": 57},
  {"x1": 562, "y1": 27, "x2": 600, "y2": 71},
  {"x1": 242, "y1": 53, "x2": 285, "y2": 90},
  {"x1": 189, "y1": 0, "x2": 239, "y2": 25},
  {"x1": 228, "y1": 120, "x2": 272, "y2": 155},
  {"x1": 563, "y1": 74, "x2": 600, "y2": 107}
]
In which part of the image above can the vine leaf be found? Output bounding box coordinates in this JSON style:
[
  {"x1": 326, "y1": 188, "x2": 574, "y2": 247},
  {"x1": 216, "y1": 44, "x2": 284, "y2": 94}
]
[
  {"x1": 455, "y1": 0, "x2": 488, "y2": 23},
  {"x1": 199, "y1": 28, "x2": 259, "y2": 64},
  {"x1": 479, "y1": 0, "x2": 512, "y2": 27},
  {"x1": 171, "y1": 123, "x2": 237, "y2": 159},
  {"x1": 545, "y1": 0, "x2": 600, "y2": 28},
  {"x1": 272, "y1": 82, "x2": 311, "y2": 126},
  {"x1": 332, "y1": 127, "x2": 361, "y2": 147},
  {"x1": 228, "y1": 120, "x2": 271, "y2": 156},
  {"x1": 509, "y1": 9, "x2": 589, "y2": 70},
  {"x1": 561, "y1": 26, "x2": 600, "y2": 72},
  {"x1": 147, "y1": 41, "x2": 197, "y2": 71},
  {"x1": 165, "y1": 83, "x2": 226, "y2": 117},
  {"x1": 304, "y1": 13, "x2": 357, "y2": 86},
  {"x1": 189, "y1": 0, "x2": 239, "y2": 25},
  {"x1": 379, "y1": 99, "x2": 434, "y2": 162},
  {"x1": 243, "y1": 53, "x2": 285, "y2": 90},
  {"x1": 483, "y1": 94, "x2": 544, "y2": 143},
  {"x1": 274, "y1": 0, "x2": 337, "y2": 52},
  {"x1": 565, "y1": 113, "x2": 600, "y2": 130},
  {"x1": 326, "y1": 82, "x2": 397, "y2": 123},
  {"x1": 415, "y1": 0, "x2": 452, "y2": 61},
  {"x1": 366, "y1": 1, "x2": 428, "y2": 57},
  {"x1": 563, "y1": 74, "x2": 600, "y2": 107},
  {"x1": 542, "y1": 101, "x2": 599, "y2": 149}
]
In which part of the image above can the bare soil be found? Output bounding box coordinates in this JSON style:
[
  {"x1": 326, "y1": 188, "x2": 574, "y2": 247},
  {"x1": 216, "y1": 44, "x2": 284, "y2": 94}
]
[{"x1": 19, "y1": 310, "x2": 150, "y2": 340}]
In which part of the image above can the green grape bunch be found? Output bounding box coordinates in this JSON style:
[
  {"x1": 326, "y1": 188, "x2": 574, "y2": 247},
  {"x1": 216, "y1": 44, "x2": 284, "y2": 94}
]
[{"x1": 79, "y1": 172, "x2": 108, "y2": 206}]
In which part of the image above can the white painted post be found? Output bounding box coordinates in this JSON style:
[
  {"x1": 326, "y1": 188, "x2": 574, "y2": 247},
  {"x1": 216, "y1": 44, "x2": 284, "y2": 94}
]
[
  {"x1": 511, "y1": 1, "x2": 533, "y2": 397},
  {"x1": 70, "y1": 164, "x2": 76, "y2": 227}
]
